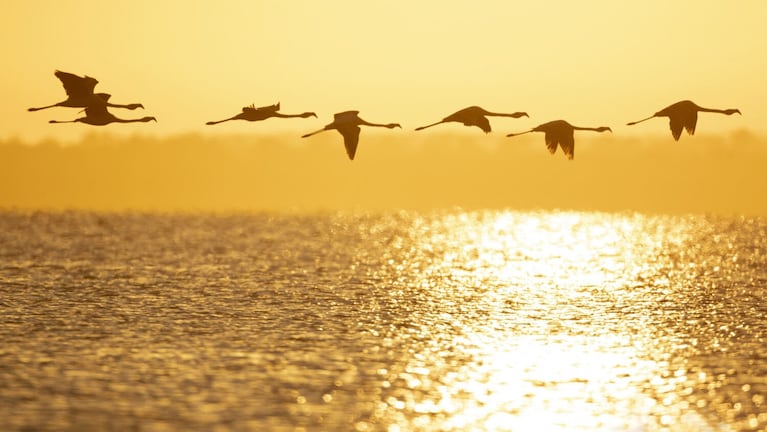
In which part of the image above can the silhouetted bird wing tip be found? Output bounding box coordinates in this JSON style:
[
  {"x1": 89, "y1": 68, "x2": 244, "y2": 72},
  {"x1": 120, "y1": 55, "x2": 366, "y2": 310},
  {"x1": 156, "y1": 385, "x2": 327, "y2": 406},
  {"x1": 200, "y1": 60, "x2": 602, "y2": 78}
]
[
  {"x1": 336, "y1": 110, "x2": 360, "y2": 117},
  {"x1": 54, "y1": 70, "x2": 98, "y2": 96},
  {"x1": 477, "y1": 118, "x2": 492, "y2": 133},
  {"x1": 561, "y1": 135, "x2": 575, "y2": 160},
  {"x1": 669, "y1": 117, "x2": 684, "y2": 141},
  {"x1": 340, "y1": 125, "x2": 361, "y2": 160}
]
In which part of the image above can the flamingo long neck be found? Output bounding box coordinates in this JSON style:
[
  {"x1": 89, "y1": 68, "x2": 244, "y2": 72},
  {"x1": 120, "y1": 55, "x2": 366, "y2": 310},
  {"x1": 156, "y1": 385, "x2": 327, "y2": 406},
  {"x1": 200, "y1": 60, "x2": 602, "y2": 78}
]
[
  {"x1": 696, "y1": 106, "x2": 733, "y2": 114},
  {"x1": 113, "y1": 117, "x2": 152, "y2": 124},
  {"x1": 486, "y1": 111, "x2": 527, "y2": 118},
  {"x1": 272, "y1": 112, "x2": 311, "y2": 118},
  {"x1": 358, "y1": 119, "x2": 392, "y2": 128},
  {"x1": 106, "y1": 102, "x2": 141, "y2": 110},
  {"x1": 572, "y1": 126, "x2": 608, "y2": 132}
]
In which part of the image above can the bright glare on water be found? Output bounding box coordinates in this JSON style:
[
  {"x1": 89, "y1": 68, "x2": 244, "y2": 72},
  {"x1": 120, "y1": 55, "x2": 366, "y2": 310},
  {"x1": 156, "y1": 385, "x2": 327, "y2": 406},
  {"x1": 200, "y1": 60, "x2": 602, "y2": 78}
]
[{"x1": 1, "y1": 210, "x2": 766, "y2": 431}]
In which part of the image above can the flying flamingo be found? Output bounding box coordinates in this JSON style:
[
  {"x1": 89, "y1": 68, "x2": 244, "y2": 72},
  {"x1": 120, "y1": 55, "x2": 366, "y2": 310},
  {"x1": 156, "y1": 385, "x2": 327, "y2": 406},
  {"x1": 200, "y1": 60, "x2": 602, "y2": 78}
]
[
  {"x1": 415, "y1": 106, "x2": 528, "y2": 133},
  {"x1": 506, "y1": 120, "x2": 612, "y2": 160},
  {"x1": 301, "y1": 111, "x2": 401, "y2": 160},
  {"x1": 626, "y1": 100, "x2": 741, "y2": 140},
  {"x1": 206, "y1": 102, "x2": 317, "y2": 125},
  {"x1": 28, "y1": 70, "x2": 144, "y2": 112},
  {"x1": 48, "y1": 96, "x2": 156, "y2": 126}
]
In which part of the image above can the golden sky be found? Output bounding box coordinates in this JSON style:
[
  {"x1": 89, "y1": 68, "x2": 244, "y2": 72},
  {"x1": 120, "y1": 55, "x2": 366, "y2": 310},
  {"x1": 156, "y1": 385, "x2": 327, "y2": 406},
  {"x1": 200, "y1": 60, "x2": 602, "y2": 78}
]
[
  {"x1": 1, "y1": 1, "x2": 764, "y2": 141},
  {"x1": 1, "y1": 1, "x2": 766, "y2": 214}
]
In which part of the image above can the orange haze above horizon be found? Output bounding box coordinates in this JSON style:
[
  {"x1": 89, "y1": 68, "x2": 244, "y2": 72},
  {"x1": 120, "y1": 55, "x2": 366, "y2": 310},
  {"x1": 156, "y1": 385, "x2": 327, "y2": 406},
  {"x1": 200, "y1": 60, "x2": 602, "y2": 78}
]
[
  {"x1": 1, "y1": 1, "x2": 765, "y2": 215},
  {"x1": 2, "y1": 131, "x2": 766, "y2": 216}
]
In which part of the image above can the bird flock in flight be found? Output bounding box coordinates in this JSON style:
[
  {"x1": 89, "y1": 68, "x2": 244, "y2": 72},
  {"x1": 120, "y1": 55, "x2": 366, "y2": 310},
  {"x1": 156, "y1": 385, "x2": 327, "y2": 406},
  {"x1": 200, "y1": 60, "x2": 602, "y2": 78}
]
[{"x1": 28, "y1": 70, "x2": 742, "y2": 161}]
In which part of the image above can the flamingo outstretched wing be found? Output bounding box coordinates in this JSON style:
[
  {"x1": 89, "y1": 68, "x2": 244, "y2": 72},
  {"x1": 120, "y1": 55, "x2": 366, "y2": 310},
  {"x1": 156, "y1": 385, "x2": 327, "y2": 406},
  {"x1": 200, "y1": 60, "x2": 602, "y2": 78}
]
[
  {"x1": 669, "y1": 117, "x2": 684, "y2": 141},
  {"x1": 242, "y1": 102, "x2": 280, "y2": 114},
  {"x1": 54, "y1": 70, "x2": 98, "y2": 97},
  {"x1": 339, "y1": 125, "x2": 361, "y2": 160},
  {"x1": 560, "y1": 131, "x2": 575, "y2": 160},
  {"x1": 544, "y1": 132, "x2": 558, "y2": 155}
]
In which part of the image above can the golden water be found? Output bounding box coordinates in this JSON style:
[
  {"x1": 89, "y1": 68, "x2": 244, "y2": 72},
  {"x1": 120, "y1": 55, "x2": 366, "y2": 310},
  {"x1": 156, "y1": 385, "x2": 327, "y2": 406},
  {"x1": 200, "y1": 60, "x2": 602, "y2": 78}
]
[{"x1": 1, "y1": 211, "x2": 765, "y2": 431}]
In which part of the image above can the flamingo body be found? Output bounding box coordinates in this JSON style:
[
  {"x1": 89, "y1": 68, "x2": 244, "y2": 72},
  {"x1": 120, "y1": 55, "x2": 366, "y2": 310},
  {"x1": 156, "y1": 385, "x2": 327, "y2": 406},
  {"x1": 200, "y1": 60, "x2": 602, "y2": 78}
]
[
  {"x1": 626, "y1": 100, "x2": 741, "y2": 140},
  {"x1": 28, "y1": 70, "x2": 144, "y2": 111},
  {"x1": 205, "y1": 102, "x2": 317, "y2": 125},
  {"x1": 507, "y1": 120, "x2": 611, "y2": 160},
  {"x1": 48, "y1": 97, "x2": 156, "y2": 126},
  {"x1": 301, "y1": 110, "x2": 400, "y2": 160},
  {"x1": 415, "y1": 106, "x2": 528, "y2": 133}
]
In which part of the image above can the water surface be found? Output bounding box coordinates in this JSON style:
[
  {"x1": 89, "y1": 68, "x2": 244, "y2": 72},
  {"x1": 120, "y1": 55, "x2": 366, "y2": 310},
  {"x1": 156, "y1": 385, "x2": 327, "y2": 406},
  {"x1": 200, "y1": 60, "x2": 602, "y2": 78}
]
[{"x1": 1, "y1": 210, "x2": 765, "y2": 431}]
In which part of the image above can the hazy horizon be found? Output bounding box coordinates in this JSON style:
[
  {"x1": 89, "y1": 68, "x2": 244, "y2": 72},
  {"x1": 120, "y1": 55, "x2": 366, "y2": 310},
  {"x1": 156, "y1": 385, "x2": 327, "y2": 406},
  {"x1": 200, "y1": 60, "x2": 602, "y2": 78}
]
[
  {"x1": 3, "y1": 1, "x2": 765, "y2": 215},
  {"x1": 2, "y1": 130, "x2": 764, "y2": 216}
]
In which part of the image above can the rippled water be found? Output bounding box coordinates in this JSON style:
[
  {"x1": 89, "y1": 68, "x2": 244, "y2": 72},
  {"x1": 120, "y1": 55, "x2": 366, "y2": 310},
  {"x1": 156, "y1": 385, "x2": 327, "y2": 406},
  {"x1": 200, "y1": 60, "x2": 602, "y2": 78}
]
[{"x1": 1, "y1": 210, "x2": 766, "y2": 431}]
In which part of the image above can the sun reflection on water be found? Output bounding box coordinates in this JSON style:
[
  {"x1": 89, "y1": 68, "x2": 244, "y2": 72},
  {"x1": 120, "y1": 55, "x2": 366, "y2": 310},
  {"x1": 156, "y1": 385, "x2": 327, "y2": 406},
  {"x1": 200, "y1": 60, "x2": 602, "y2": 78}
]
[{"x1": 375, "y1": 211, "x2": 733, "y2": 431}]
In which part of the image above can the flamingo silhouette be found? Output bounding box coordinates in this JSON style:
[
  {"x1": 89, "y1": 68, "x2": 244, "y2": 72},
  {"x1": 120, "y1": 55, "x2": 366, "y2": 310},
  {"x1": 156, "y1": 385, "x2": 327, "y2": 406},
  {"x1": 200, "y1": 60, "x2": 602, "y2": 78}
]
[
  {"x1": 626, "y1": 100, "x2": 741, "y2": 140},
  {"x1": 48, "y1": 96, "x2": 156, "y2": 126},
  {"x1": 206, "y1": 102, "x2": 317, "y2": 125},
  {"x1": 28, "y1": 70, "x2": 144, "y2": 112},
  {"x1": 301, "y1": 111, "x2": 400, "y2": 160},
  {"x1": 506, "y1": 120, "x2": 611, "y2": 160},
  {"x1": 415, "y1": 106, "x2": 528, "y2": 133}
]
